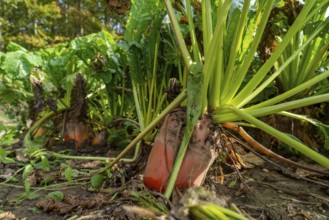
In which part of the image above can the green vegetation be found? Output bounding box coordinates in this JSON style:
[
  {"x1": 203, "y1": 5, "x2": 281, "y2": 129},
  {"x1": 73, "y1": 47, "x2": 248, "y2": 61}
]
[
  {"x1": 0, "y1": 0, "x2": 329, "y2": 218},
  {"x1": 0, "y1": 0, "x2": 124, "y2": 50},
  {"x1": 162, "y1": 0, "x2": 329, "y2": 197}
]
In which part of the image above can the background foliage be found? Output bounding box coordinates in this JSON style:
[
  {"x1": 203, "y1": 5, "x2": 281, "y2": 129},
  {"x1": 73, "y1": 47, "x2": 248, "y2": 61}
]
[
  {"x1": 0, "y1": 1, "x2": 328, "y2": 215},
  {"x1": 0, "y1": 0, "x2": 127, "y2": 50}
]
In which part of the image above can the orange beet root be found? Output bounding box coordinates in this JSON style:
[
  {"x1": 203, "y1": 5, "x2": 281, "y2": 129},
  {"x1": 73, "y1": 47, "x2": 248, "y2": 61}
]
[
  {"x1": 33, "y1": 127, "x2": 46, "y2": 137},
  {"x1": 91, "y1": 131, "x2": 107, "y2": 146},
  {"x1": 144, "y1": 108, "x2": 219, "y2": 192},
  {"x1": 64, "y1": 121, "x2": 89, "y2": 148}
]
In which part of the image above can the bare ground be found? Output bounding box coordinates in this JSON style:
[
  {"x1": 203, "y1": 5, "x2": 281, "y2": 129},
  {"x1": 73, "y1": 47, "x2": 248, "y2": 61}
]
[{"x1": 1, "y1": 142, "x2": 329, "y2": 220}]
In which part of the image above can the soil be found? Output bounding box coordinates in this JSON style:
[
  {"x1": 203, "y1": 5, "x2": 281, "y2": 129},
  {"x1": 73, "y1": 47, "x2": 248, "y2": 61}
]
[{"x1": 1, "y1": 140, "x2": 329, "y2": 220}]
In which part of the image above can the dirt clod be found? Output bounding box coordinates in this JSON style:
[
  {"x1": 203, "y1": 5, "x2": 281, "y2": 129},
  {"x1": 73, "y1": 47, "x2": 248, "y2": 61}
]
[{"x1": 36, "y1": 194, "x2": 108, "y2": 215}]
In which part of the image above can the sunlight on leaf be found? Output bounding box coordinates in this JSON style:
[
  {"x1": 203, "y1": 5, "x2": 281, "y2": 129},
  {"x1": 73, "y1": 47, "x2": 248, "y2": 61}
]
[{"x1": 0, "y1": 147, "x2": 15, "y2": 164}]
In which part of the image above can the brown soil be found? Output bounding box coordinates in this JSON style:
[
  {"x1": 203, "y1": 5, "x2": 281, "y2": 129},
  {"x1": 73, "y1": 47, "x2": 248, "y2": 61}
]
[
  {"x1": 1, "y1": 141, "x2": 329, "y2": 220},
  {"x1": 211, "y1": 162, "x2": 329, "y2": 219}
]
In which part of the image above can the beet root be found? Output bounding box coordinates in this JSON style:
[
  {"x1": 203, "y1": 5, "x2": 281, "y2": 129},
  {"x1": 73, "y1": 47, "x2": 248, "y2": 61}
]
[{"x1": 144, "y1": 108, "x2": 220, "y2": 192}]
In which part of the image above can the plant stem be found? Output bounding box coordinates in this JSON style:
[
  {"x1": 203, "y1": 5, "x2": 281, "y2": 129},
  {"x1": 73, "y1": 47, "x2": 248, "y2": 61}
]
[
  {"x1": 23, "y1": 109, "x2": 66, "y2": 148},
  {"x1": 224, "y1": 0, "x2": 275, "y2": 104},
  {"x1": 222, "y1": 0, "x2": 251, "y2": 96},
  {"x1": 48, "y1": 152, "x2": 110, "y2": 161},
  {"x1": 202, "y1": 0, "x2": 213, "y2": 57},
  {"x1": 132, "y1": 81, "x2": 145, "y2": 130},
  {"x1": 213, "y1": 93, "x2": 329, "y2": 122},
  {"x1": 237, "y1": 19, "x2": 328, "y2": 108},
  {"x1": 163, "y1": 0, "x2": 191, "y2": 69},
  {"x1": 248, "y1": 70, "x2": 329, "y2": 109},
  {"x1": 96, "y1": 90, "x2": 187, "y2": 174},
  {"x1": 202, "y1": 0, "x2": 232, "y2": 110},
  {"x1": 164, "y1": 126, "x2": 193, "y2": 199},
  {"x1": 186, "y1": 0, "x2": 201, "y2": 63},
  {"x1": 278, "y1": 111, "x2": 319, "y2": 126},
  {"x1": 232, "y1": 0, "x2": 316, "y2": 105},
  {"x1": 230, "y1": 107, "x2": 329, "y2": 170}
]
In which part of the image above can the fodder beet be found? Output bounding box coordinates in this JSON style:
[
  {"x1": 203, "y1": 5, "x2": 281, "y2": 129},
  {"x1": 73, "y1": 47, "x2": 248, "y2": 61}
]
[{"x1": 144, "y1": 108, "x2": 221, "y2": 192}]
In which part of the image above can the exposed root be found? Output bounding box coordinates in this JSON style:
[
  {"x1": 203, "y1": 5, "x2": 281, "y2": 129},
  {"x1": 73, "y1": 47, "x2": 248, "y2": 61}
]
[
  {"x1": 63, "y1": 74, "x2": 89, "y2": 148},
  {"x1": 222, "y1": 122, "x2": 329, "y2": 176}
]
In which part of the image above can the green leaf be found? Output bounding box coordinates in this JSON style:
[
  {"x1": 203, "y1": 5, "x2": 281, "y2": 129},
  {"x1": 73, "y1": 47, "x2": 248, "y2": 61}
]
[
  {"x1": 25, "y1": 52, "x2": 44, "y2": 67},
  {"x1": 187, "y1": 63, "x2": 203, "y2": 123},
  {"x1": 125, "y1": 0, "x2": 166, "y2": 84},
  {"x1": 0, "y1": 147, "x2": 15, "y2": 164},
  {"x1": 41, "y1": 156, "x2": 50, "y2": 172},
  {"x1": 24, "y1": 179, "x2": 31, "y2": 194},
  {"x1": 46, "y1": 191, "x2": 64, "y2": 201},
  {"x1": 228, "y1": 179, "x2": 237, "y2": 188},
  {"x1": 28, "y1": 192, "x2": 39, "y2": 200},
  {"x1": 127, "y1": 42, "x2": 145, "y2": 83},
  {"x1": 303, "y1": 20, "x2": 329, "y2": 38},
  {"x1": 22, "y1": 164, "x2": 34, "y2": 180},
  {"x1": 2, "y1": 51, "x2": 32, "y2": 78},
  {"x1": 0, "y1": 47, "x2": 42, "y2": 80},
  {"x1": 274, "y1": 0, "x2": 285, "y2": 8},
  {"x1": 6, "y1": 42, "x2": 27, "y2": 52},
  {"x1": 64, "y1": 167, "x2": 74, "y2": 182},
  {"x1": 16, "y1": 192, "x2": 30, "y2": 204},
  {"x1": 90, "y1": 174, "x2": 105, "y2": 189},
  {"x1": 224, "y1": 0, "x2": 244, "y2": 60},
  {"x1": 40, "y1": 176, "x2": 54, "y2": 186},
  {"x1": 125, "y1": 0, "x2": 163, "y2": 42},
  {"x1": 241, "y1": 7, "x2": 257, "y2": 53},
  {"x1": 0, "y1": 155, "x2": 15, "y2": 164}
]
